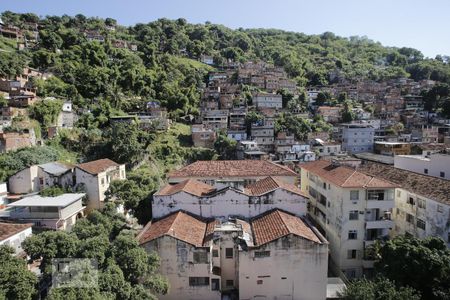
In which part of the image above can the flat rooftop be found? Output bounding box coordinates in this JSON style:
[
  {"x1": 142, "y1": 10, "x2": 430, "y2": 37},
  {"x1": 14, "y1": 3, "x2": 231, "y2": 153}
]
[{"x1": 8, "y1": 193, "x2": 85, "y2": 208}]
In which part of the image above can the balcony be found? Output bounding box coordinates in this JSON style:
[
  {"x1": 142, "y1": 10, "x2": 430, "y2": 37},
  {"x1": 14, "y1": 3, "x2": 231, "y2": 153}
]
[
  {"x1": 366, "y1": 199, "x2": 394, "y2": 210},
  {"x1": 366, "y1": 220, "x2": 393, "y2": 229}
]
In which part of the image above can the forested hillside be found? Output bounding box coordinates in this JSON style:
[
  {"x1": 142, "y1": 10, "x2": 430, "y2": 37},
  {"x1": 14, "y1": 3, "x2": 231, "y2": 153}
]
[{"x1": 1, "y1": 11, "x2": 449, "y2": 119}]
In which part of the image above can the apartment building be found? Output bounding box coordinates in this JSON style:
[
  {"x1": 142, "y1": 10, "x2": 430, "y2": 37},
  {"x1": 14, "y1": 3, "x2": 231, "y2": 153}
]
[
  {"x1": 7, "y1": 193, "x2": 86, "y2": 231},
  {"x1": 252, "y1": 93, "x2": 282, "y2": 109},
  {"x1": 250, "y1": 122, "x2": 275, "y2": 153},
  {"x1": 153, "y1": 176, "x2": 308, "y2": 219},
  {"x1": 75, "y1": 158, "x2": 126, "y2": 211},
  {"x1": 139, "y1": 209, "x2": 328, "y2": 300},
  {"x1": 191, "y1": 124, "x2": 216, "y2": 148},
  {"x1": 340, "y1": 123, "x2": 375, "y2": 154},
  {"x1": 359, "y1": 162, "x2": 450, "y2": 246},
  {"x1": 394, "y1": 153, "x2": 450, "y2": 180},
  {"x1": 300, "y1": 160, "x2": 396, "y2": 278},
  {"x1": 168, "y1": 160, "x2": 298, "y2": 188},
  {"x1": 374, "y1": 141, "x2": 411, "y2": 156}
]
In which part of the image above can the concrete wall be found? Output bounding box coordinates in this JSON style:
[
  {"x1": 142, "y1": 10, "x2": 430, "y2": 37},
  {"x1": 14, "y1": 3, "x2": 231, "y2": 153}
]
[
  {"x1": 142, "y1": 237, "x2": 221, "y2": 300},
  {"x1": 8, "y1": 165, "x2": 39, "y2": 194},
  {"x1": 152, "y1": 188, "x2": 307, "y2": 219},
  {"x1": 394, "y1": 154, "x2": 450, "y2": 180},
  {"x1": 341, "y1": 126, "x2": 374, "y2": 154},
  {"x1": 239, "y1": 235, "x2": 328, "y2": 300},
  {"x1": 168, "y1": 175, "x2": 297, "y2": 189}
]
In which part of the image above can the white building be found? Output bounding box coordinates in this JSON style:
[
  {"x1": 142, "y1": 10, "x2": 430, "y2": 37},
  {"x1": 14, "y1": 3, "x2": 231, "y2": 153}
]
[
  {"x1": 153, "y1": 176, "x2": 308, "y2": 219},
  {"x1": 7, "y1": 193, "x2": 86, "y2": 231},
  {"x1": 359, "y1": 162, "x2": 450, "y2": 247},
  {"x1": 75, "y1": 158, "x2": 126, "y2": 211},
  {"x1": 139, "y1": 209, "x2": 328, "y2": 300},
  {"x1": 0, "y1": 222, "x2": 33, "y2": 255},
  {"x1": 340, "y1": 123, "x2": 375, "y2": 154},
  {"x1": 253, "y1": 93, "x2": 282, "y2": 109},
  {"x1": 394, "y1": 153, "x2": 450, "y2": 180},
  {"x1": 300, "y1": 160, "x2": 396, "y2": 278},
  {"x1": 8, "y1": 162, "x2": 74, "y2": 194},
  {"x1": 168, "y1": 160, "x2": 298, "y2": 189}
]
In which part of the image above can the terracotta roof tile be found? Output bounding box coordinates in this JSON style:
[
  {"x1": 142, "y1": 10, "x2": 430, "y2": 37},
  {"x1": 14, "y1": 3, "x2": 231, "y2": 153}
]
[
  {"x1": 300, "y1": 160, "x2": 396, "y2": 188},
  {"x1": 251, "y1": 209, "x2": 321, "y2": 246},
  {"x1": 138, "y1": 211, "x2": 208, "y2": 247},
  {"x1": 358, "y1": 162, "x2": 450, "y2": 205},
  {"x1": 76, "y1": 158, "x2": 120, "y2": 175},
  {"x1": 245, "y1": 176, "x2": 307, "y2": 197},
  {"x1": 155, "y1": 179, "x2": 216, "y2": 197},
  {"x1": 0, "y1": 222, "x2": 32, "y2": 241},
  {"x1": 168, "y1": 160, "x2": 297, "y2": 179}
]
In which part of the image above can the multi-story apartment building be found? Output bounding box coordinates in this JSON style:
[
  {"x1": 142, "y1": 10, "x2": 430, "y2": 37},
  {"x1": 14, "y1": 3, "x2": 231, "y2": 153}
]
[
  {"x1": 252, "y1": 93, "x2": 282, "y2": 109},
  {"x1": 153, "y1": 176, "x2": 308, "y2": 219},
  {"x1": 192, "y1": 124, "x2": 216, "y2": 148},
  {"x1": 201, "y1": 110, "x2": 229, "y2": 131},
  {"x1": 250, "y1": 123, "x2": 275, "y2": 153},
  {"x1": 139, "y1": 209, "x2": 328, "y2": 300},
  {"x1": 168, "y1": 160, "x2": 298, "y2": 188},
  {"x1": 359, "y1": 162, "x2": 450, "y2": 246},
  {"x1": 300, "y1": 160, "x2": 396, "y2": 278},
  {"x1": 340, "y1": 123, "x2": 375, "y2": 154},
  {"x1": 394, "y1": 153, "x2": 450, "y2": 180}
]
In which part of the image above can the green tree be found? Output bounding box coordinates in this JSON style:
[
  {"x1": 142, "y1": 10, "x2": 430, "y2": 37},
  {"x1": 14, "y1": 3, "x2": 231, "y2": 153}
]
[
  {"x1": 29, "y1": 99, "x2": 63, "y2": 128},
  {"x1": 340, "y1": 277, "x2": 420, "y2": 300},
  {"x1": 0, "y1": 245, "x2": 37, "y2": 300},
  {"x1": 214, "y1": 132, "x2": 237, "y2": 160},
  {"x1": 375, "y1": 236, "x2": 450, "y2": 300}
]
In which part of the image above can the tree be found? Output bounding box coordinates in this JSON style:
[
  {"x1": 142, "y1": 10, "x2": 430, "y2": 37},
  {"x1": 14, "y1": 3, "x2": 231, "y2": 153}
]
[
  {"x1": 105, "y1": 179, "x2": 150, "y2": 212},
  {"x1": 341, "y1": 100, "x2": 355, "y2": 123},
  {"x1": 0, "y1": 245, "x2": 37, "y2": 300},
  {"x1": 29, "y1": 99, "x2": 64, "y2": 128},
  {"x1": 374, "y1": 236, "x2": 450, "y2": 300},
  {"x1": 315, "y1": 91, "x2": 332, "y2": 106},
  {"x1": 214, "y1": 132, "x2": 237, "y2": 160},
  {"x1": 340, "y1": 276, "x2": 420, "y2": 300}
]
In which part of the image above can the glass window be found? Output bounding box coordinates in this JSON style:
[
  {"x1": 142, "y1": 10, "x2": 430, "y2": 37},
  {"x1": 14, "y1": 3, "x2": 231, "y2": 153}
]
[
  {"x1": 193, "y1": 251, "x2": 208, "y2": 264},
  {"x1": 349, "y1": 211, "x2": 359, "y2": 220},
  {"x1": 417, "y1": 219, "x2": 426, "y2": 230},
  {"x1": 225, "y1": 248, "x2": 233, "y2": 259},
  {"x1": 418, "y1": 199, "x2": 426, "y2": 209},
  {"x1": 211, "y1": 279, "x2": 220, "y2": 291},
  {"x1": 437, "y1": 205, "x2": 444, "y2": 213},
  {"x1": 407, "y1": 197, "x2": 415, "y2": 205},
  {"x1": 189, "y1": 277, "x2": 209, "y2": 286},
  {"x1": 406, "y1": 213, "x2": 414, "y2": 223},
  {"x1": 212, "y1": 249, "x2": 219, "y2": 257},
  {"x1": 226, "y1": 280, "x2": 234, "y2": 287},
  {"x1": 347, "y1": 249, "x2": 357, "y2": 259},
  {"x1": 424, "y1": 168, "x2": 428, "y2": 174},
  {"x1": 440, "y1": 172, "x2": 445, "y2": 178},
  {"x1": 254, "y1": 251, "x2": 270, "y2": 258},
  {"x1": 348, "y1": 230, "x2": 358, "y2": 240},
  {"x1": 396, "y1": 190, "x2": 401, "y2": 197},
  {"x1": 350, "y1": 191, "x2": 359, "y2": 201}
]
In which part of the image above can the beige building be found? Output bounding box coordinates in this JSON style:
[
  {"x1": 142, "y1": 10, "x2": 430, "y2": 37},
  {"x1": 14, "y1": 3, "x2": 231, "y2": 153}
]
[
  {"x1": 153, "y1": 176, "x2": 308, "y2": 219},
  {"x1": 139, "y1": 209, "x2": 328, "y2": 300},
  {"x1": 359, "y1": 162, "x2": 450, "y2": 247},
  {"x1": 191, "y1": 124, "x2": 216, "y2": 148},
  {"x1": 75, "y1": 158, "x2": 126, "y2": 211},
  {"x1": 300, "y1": 160, "x2": 396, "y2": 278},
  {"x1": 7, "y1": 193, "x2": 86, "y2": 231},
  {"x1": 168, "y1": 160, "x2": 298, "y2": 189}
]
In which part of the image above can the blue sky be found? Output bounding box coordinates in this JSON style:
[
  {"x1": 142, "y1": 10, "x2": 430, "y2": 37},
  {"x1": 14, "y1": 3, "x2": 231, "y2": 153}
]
[{"x1": 1, "y1": 0, "x2": 449, "y2": 57}]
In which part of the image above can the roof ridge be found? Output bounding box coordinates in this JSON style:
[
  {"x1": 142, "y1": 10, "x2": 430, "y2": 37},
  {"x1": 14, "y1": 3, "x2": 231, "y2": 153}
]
[
  {"x1": 276, "y1": 210, "x2": 291, "y2": 235},
  {"x1": 342, "y1": 169, "x2": 358, "y2": 186}
]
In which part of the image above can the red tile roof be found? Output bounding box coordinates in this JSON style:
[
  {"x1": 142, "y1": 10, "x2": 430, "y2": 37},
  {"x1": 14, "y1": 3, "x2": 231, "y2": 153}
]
[
  {"x1": 245, "y1": 176, "x2": 307, "y2": 197},
  {"x1": 251, "y1": 210, "x2": 321, "y2": 246},
  {"x1": 300, "y1": 160, "x2": 396, "y2": 188},
  {"x1": 138, "y1": 211, "x2": 208, "y2": 247},
  {"x1": 0, "y1": 222, "x2": 32, "y2": 241},
  {"x1": 168, "y1": 160, "x2": 297, "y2": 179},
  {"x1": 76, "y1": 158, "x2": 120, "y2": 175},
  {"x1": 155, "y1": 179, "x2": 216, "y2": 197}
]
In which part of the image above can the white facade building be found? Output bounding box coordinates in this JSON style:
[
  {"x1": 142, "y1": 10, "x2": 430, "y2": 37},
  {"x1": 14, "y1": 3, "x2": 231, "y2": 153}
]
[
  {"x1": 340, "y1": 123, "x2": 375, "y2": 154},
  {"x1": 153, "y1": 177, "x2": 308, "y2": 219},
  {"x1": 300, "y1": 160, "x2": 396, "y2": 278},
  {"x1": 75, "y1": 158, "x2": 126, "y2": 211},
  {"x1": 0, "y1": 222, "x2": 33, "y2": 255},
  {"x1": 394, "y1": 153, "x2": 450, "y2": 180}
]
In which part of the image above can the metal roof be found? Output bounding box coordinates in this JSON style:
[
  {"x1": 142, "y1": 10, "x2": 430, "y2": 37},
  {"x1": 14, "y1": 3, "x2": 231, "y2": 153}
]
[
  {"x1": 8, "y1": 193, "x2": 85, "y2": 208},
  {"x1": 39, "y1": 162, "x2": 72, "y2": 176}
]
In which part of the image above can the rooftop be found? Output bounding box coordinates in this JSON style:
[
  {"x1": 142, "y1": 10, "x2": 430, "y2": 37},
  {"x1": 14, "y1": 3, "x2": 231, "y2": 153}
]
[
  {"x1": 8, "y1": 193, "x2": 85, "y2": 208},
  {"x1": 169, "y1": 160, "x2": 297, "y2": 179},
  {"x1": 155, "y1": 179, "x2": 215, "y2": 197},
  {"x1": 358, "y1": 162, "x2": 450, "y2": 205},
  {"x1": 300, "y1": 160, "x2": 396, "y2": 188},
  {"x1": 0, "y1": 222, "x2": 33, "y2": 241},
  {"x1": 39, "y1": 162, "x2": 73, "y2": 176},
  {"x1": 245, "y1": 176, "x2": 307, "y2": 197},
  {"x1": 76, "y1": 158, "x2": 120, "y2": 175}
]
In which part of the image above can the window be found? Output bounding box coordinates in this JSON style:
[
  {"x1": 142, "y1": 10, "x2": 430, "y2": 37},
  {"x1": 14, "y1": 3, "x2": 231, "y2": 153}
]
[
  {"x1": 101, "y1": 178, "x2": 105, "y2": 185},
  {"x1": 212, "y1": 249, "x2": 219, "y2": 258},
  {"x1": 440, "y1": 171, "x2": 445, "y2": 178},
  {"x1": 193, "y1": 251, "x2": 208, "y2": 264},
  {"x1": 211, "y1": 279, "x2": 220, "y2": 291},
  {"x1": 225, "y1": 248, "x2": 233, "y2": 259},
  {"x1": 407, "y1": 197, "x2": 415, "y2": 205},
  {"x1": 396, "y1": 190, "x2": 401, "y2": 197},
  {"x1": 349, "y1": 211, "x2": 359, "y2": 220},
  {"x1": 406, "y1": 213, "x2": 414, "y2": 224},
  {"x1": 348, "y1": 230, "x2": 357, "y2": 240},
  {"x1": 189, "y1": 277, "x2": 209, "y2": 286},
  {"x1": 226, "y1": 280, "x2": 234, "y2": 287},
  {"x1": 424, "y1": 168, "x2": 428, "y2": 174},
  {"x1": 417, "y1": 219, "x2": 426, "y2": 230},
  {"x1": 257, "y1": 280, "x2": 263, "y2": 285},
  {"x1": 418, "y1": 199, "x2": 426, "y2": 209},
  {"x1": 437, "y1": 205, "x2": 444, "y2": 213},
  {"x1": 323, "y1": 182, "x2": 327, "y2": 189},
  {"x1": 347, "y1": 249, "x2": 357, "y2": 259},
  {"x1": 254, "y1": 251, "x2": 270, "y2": 258},
  {"x1": 368, "y1": 190, "x2": 385, "y2": 201},
  {"x1": 350, "y1": 190, "x2": 359, "y2": 201}
]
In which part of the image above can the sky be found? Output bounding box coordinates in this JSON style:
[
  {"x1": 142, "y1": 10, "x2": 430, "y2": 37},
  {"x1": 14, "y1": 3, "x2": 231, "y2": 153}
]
[{"x1": 1, "y1": 0, "x2": 449, "y2": 58}]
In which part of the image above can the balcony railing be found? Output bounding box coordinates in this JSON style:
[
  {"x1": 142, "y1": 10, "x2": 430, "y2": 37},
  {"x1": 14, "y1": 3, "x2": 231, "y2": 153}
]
[{"x1": 366, "y1": 219, "x2": 393, "y2": 229}]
